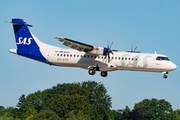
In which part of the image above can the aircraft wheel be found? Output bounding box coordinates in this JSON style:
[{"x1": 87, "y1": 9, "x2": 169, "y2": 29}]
[
  {"x1": 163, "y1": 74, "x2": 167, "y2": 79},
  {"x1": 101, "y1": 71, "x2": 108, "y2": 77},
  {"x1": 88, "y1": 69, "x2": 95, "y2": 75}
]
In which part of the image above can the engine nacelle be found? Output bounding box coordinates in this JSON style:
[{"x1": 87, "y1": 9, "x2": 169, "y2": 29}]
[{"x1": 89, "y1": 46, "x2": 106, "y2": 55}]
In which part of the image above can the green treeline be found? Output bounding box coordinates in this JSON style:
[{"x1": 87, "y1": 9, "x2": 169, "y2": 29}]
[{"x1": 0, "y1": 80, "x2": 180, "y2": 120}]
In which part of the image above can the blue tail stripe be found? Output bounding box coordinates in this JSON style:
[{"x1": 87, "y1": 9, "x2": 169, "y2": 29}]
[{"x1": 17, "y1": 49, "x2": 47, "y2": 62}]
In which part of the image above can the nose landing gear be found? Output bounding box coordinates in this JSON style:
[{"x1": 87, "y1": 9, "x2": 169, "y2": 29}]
[{"x1": 162, "y1": 72, "x2": 168, "y2": 79}]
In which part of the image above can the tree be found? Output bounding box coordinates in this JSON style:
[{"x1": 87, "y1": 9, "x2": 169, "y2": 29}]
[
  {"x1": 26, "y1": 110, "x2": 60, "y2": 120},
  {"x1": 174, "y1": 109, "x2": 180, "y2": 120},
  {"x1": 133, "y1": 98, "x2": 175, "y2": 119},
  {"x1": 0, "y1": 106, "x2": 5, "y2": 116},
  {"x1": 0, "y1": 106, "x2": 5, "y2": 110},
  {"x1": 47, "y1": 94, "x2": 93, "y2": 119},
  {"x1": 110, "y1": 109, "x2": 118, "y2": 119},
  {"x1": 43, "y1": 81, "x2": 111, "y2": 120},
  {"x1": 66, "y1": 110, "x2": 91, "y2": 120},
  {"x1": 15, "y1": 81, "x2": 111, "y2": 120}
]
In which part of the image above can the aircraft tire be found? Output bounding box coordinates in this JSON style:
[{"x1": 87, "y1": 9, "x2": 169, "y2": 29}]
[
  {"x1": 163, "y1": 74, "x2": 167, "y2": 79},
  {"x1": 88, "y1": 69, "x2": 95, "y2": 75},
  {"x1": 101, "y1": 71, "x2": 108, "y2": 77}
]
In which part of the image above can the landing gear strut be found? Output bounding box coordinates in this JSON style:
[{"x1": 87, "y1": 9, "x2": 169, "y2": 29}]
[
  {"x1": 162, "y1": 72, "x2": 168, "y2": 79},
  {"x1": 101, "y1": 71, "x2": 108, "y2": 77}
]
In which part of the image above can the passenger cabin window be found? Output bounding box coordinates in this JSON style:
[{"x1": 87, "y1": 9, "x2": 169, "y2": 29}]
[{"x1": 156, "y1": 56, "x2": 169, "y2": 61}]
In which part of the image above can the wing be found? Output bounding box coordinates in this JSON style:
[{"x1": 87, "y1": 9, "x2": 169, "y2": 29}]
[{"x1": 55, "y1": 37, "x2": 94, "y2": 52}]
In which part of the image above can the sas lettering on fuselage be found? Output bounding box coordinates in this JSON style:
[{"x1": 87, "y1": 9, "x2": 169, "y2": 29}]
[{"x1": 17, "y1": 37, "x2": 32, "y2": 45}]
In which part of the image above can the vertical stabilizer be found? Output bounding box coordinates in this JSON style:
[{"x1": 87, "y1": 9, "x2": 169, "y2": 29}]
[
  {"x1": 7, "y1": 18, "x2": 55, "y2": 63},
  {"x1": 12, "y1": 19, "x2": 39, "y2": 49}
]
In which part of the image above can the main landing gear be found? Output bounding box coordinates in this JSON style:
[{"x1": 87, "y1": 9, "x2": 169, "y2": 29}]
[
  {"x1": 88, "y1": 69, "x2": 95, "y2": 75},
  {"x1": 88, "y1": 69, "x2": 108, "y2": 77},
  {"x1": 162, "y1": 72, "x2": 168, "y2": 79}
]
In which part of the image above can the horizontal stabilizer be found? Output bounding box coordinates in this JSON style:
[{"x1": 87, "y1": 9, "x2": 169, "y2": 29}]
[{"x1": 5, "y1": 21, "x2": 33, "y2": 27}]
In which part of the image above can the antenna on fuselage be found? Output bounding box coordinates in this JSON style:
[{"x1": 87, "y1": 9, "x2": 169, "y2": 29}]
[
  {"x1": 131, "y1": 42, "x2": 133, "y2": 52},
  {"x1": 130, "y1": 42, "x2": 137, "y2": 52},
  {"x1": 129, "y1": 42, "x2": 140, "y2": 53}
]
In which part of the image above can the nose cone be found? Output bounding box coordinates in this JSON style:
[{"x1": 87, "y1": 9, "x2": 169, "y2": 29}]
[
  {"x1": 174, "y1": 64, "x2": 177, "y2": 70},
  {"x1": 171, "y1": 63, "x2": 177, "y2": 71}
]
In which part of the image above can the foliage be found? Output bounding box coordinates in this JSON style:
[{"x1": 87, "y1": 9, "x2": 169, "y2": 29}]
[
  {"x1": 174, "y1": 109, "x2": 180, "y2": 119},
  {"x1": 66, "y1": 110, "x2": 91, "y2": 120},
  {"x1": 3, "y1": 80, "x2": 180, "y2": 120},
  {"x1": 47, "y1": 94, "x2": 93, "y2": 119},
  {"x1": 133, "y1": 98, "x2": 175, "y2": 119},
  {"x1": 26, "y1": 110, "x2": 60, "y2": 120},
  {"x1": 43, "y1": 81, "x2": 112, "y2": 119},
  {"x1": 0, "y1": 106, "x2": 5, "y2": 110},
  {"x1": 113, "y1": 98, "x2": 176, "y2": 120},
  {"x1": 16, "y1": 81, "x2": 111, "y2": 120},
  {"x1": 0, "y1": 116, "x2": 20, "y2": 120},
  {"x1": 0, "y1": 106, "x2": 20, "y2": 120}
]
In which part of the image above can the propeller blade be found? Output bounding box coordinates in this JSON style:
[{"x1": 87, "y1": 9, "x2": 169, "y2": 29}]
[
  {"x1": 110, "y1": 41, "x2": 114, "y2": 49},
  {"x1": 107, "y1": 38, "x2": 109, "y2": 48},
  {"x1": 108, "y1": 53, "x2": 110, "y2": 63},
  {"x1": 103, "y1": 39, "x2": 114, "y2": 63}
]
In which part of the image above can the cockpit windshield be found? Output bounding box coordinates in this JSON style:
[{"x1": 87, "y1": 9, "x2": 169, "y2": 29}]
[{"x1": 156, "y1": 56, "x2": 170, "y2": 61}]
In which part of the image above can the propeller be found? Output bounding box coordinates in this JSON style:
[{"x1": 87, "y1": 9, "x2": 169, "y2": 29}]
[{"x1": 103, "y1": 39, "x2": 114, "y2": 63}]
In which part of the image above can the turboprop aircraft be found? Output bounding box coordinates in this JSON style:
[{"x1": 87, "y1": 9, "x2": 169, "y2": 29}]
[{"x1": 6, "y1": 18, "x2": 177, "y2": 78}]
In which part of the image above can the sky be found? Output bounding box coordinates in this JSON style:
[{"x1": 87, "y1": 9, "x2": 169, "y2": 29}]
[{"x1": 0, "y1": 0, "x2": 180, "y2": 110}]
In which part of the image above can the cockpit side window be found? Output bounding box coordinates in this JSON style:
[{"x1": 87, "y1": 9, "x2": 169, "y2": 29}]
[{"x1": 156, "y1": 56, "x2": 169, "y2": 61}]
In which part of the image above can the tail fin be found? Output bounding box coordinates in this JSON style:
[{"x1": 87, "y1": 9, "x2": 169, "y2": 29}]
[
  {"x1": 10, "y1": 18, "x2": 39, "y2": 49},
  {"x1": 7, "y1": 18, "x2": 57, "y2": 64}
]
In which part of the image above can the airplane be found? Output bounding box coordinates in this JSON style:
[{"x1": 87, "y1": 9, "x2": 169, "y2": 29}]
[{"x1": 6, "y1": 18, "x2": 177, "y2": 79}]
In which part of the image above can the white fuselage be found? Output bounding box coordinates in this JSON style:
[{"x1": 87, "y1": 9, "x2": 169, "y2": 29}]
[{"x1": 41, "y1": 48, "x2": 177, "y2": 73}]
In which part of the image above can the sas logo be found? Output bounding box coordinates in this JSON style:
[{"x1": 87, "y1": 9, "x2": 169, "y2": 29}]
[{"x1": 17, "y1": 37, "x2": 32, "y2": 45}]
